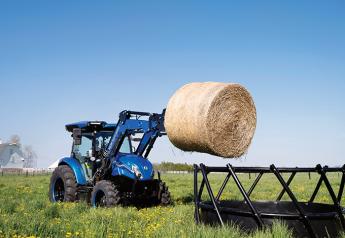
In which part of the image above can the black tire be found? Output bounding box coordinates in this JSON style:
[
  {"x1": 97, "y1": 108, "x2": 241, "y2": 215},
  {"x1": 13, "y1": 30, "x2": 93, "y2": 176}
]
[
  {"x1": 49, "y1": 165, "x2": 77, "y2": 202},
  {"x1": 91, "y1": 180, "x2": 121, "y2": 207},
  {"x1": 159, "y1": 181, "x2": 171, "y2": 205}
]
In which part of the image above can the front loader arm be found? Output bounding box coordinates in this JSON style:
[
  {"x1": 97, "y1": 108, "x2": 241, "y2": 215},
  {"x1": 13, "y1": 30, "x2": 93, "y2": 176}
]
[{"x1": 104, "y1": 110, "x2": 166, "y2": 159}]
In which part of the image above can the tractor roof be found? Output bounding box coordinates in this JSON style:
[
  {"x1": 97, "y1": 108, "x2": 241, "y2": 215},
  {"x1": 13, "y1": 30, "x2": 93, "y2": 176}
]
[{"x1": 65, "y1": 121, "x2": 116, "y2": 132}]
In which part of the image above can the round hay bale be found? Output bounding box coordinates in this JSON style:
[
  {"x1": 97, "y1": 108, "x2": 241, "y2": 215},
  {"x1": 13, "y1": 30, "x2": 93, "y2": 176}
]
[{"x1": 164, "y1": 82, "x2": 256, "y2": 158}]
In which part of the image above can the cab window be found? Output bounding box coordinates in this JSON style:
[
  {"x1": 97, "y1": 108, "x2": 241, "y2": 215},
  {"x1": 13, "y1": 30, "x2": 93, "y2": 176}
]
[
  {"x1": 73, "y1": 135, "x2": 92, "y2": 161},
  {"x1": 95, "y1": 133, "x2": 111, "y2": 154}
]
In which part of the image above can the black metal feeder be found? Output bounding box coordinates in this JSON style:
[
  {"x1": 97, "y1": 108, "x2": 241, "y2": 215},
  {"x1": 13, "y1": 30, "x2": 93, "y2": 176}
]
[{"x1": 193, "y1": 164, "x2": 345, "y2": 238}]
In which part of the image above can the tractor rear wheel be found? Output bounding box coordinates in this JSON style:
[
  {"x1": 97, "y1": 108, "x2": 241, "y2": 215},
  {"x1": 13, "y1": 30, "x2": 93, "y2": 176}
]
[
  {"x1": 49, "y1": 165, "x2": 77, "y2": 202},
  {"x1": 158, "y1": 181, "x2": 171, "y2": 205},
  {"x1": 91, "y1": 180, "x2": 121, "y2": 207}
]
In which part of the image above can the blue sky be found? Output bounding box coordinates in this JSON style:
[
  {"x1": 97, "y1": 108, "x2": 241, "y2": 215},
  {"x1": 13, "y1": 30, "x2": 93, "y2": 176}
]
[{"x1": 0, "y1": 0, "x2": 344, "y2": 168}]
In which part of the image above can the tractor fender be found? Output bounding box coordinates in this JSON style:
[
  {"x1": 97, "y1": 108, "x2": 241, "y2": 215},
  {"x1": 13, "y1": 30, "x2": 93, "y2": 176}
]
[{"x1": 58, "y1": 157, "x2": 87, "y2": 185}]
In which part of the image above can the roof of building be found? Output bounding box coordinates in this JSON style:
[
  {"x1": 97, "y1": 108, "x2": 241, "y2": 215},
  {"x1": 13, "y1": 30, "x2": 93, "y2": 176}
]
[
  {"x1": 0, "y1": 143, "x2": 19, "y2": 154},
  {"x1": 48, "y1": 159, "x2": 59, "y2": 170}
]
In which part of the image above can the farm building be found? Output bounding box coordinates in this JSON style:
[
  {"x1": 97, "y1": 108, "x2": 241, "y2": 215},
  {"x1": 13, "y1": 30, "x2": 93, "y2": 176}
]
[{"x1": 0, "y1": 141, "x2": 25, "y2": 168}]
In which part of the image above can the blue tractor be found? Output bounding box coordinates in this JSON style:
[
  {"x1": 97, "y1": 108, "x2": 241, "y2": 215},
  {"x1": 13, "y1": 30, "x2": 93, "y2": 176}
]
[{"x1": 49, "y1": 110, "x2": 171, "y2": 207}]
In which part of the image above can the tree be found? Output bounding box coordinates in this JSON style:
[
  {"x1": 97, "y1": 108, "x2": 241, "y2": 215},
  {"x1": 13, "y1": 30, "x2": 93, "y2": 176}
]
[
  {"x1": 23, "y1": 145, "x2": 37, "y2": 168},
  {"x1": 9, "y1": 135, "x2": 21, "y2": 145}
]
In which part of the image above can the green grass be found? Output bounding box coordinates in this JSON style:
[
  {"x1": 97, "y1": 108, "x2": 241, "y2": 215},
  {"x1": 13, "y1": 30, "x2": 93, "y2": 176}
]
[{"x1": 0, "y1": 172, "x2": 344, "y2": 238}]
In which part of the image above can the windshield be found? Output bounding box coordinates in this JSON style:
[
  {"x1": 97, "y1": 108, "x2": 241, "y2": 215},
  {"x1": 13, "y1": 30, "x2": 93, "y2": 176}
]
[
  {"x1": 72, "y1": 131, "x2": 132, "y2": 159},
  {"x1": 95, "y1": 132, "x2": 131, "y2": 154}
]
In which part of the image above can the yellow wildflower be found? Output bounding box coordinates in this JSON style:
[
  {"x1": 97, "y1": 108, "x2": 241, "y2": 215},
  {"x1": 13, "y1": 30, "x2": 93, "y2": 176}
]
[{"x1": 65, "y1": 232, "x2": 72, "y2": 238}]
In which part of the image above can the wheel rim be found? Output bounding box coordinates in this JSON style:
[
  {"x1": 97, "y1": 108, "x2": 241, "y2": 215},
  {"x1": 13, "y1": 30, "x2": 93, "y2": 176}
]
[
  {"x1": 53, "y1": 178, "x2": 65, "y2": 202},
  {"x1": 94, "y1": 190, "x2": 107, "y2": 207}
]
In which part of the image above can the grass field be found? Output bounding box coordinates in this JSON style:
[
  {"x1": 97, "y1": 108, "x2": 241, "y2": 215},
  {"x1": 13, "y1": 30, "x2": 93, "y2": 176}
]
[{"x1": 0, "y1": 172, "x2": 344, "y2": 238}]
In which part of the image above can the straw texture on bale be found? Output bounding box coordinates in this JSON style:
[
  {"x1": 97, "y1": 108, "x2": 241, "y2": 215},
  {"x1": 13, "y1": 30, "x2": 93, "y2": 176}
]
[{"x1": 165, "y1": 82, "x2": 256, "y2": 158}]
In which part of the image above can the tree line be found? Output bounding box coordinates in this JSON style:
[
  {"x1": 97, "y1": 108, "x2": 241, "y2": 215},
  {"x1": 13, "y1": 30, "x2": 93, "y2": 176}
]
[{"x1": 153, "y1": 162, "x2": 193, "y2": 172}]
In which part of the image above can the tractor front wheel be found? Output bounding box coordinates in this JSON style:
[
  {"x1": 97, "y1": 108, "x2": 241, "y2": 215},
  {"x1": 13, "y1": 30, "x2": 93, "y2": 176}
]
[
  {"x1": 49, "y1": 165, "x2": 77, "y2": 202},
  {"x1": 91, "y1": 180, "x2": 121, "y2": 207}
]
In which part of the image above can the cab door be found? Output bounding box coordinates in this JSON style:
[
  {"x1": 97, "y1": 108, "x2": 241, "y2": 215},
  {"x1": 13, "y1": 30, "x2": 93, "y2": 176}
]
[{"x1": 72, "y1": 134, "x2": 93, "y2": 179}]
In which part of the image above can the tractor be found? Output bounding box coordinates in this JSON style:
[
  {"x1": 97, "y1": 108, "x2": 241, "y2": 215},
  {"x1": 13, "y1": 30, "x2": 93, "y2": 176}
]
[{"x1": 49, "y1": 110, "x2": 171, "y2": 207}]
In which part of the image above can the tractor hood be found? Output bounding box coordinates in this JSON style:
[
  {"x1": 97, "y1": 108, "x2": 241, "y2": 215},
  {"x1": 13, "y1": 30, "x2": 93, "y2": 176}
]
[{"x1": 111, "y1": 153, "x2": 154, "y2": 181}]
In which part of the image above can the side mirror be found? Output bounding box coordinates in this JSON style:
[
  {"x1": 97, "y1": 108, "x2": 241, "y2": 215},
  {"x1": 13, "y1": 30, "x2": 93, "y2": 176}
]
[{"x1": 73, "y1": 128, "x2": 82, "y2": 145}]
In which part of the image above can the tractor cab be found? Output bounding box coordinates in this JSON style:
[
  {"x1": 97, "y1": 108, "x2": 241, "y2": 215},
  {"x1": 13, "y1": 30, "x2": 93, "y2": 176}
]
[{"x1": 65, "y1": 121, "x2": 132, "y2": 180}]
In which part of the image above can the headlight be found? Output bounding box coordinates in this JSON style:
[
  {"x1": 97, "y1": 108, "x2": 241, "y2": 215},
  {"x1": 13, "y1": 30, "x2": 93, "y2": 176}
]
[{"x1": 131, "y1": 165, "x2": 142, "y2": 179}]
